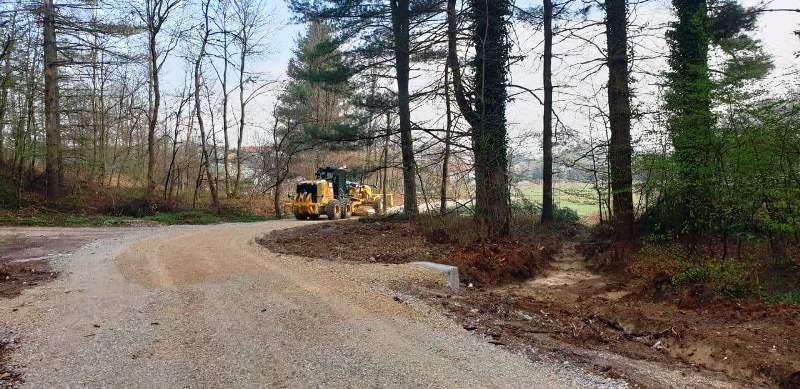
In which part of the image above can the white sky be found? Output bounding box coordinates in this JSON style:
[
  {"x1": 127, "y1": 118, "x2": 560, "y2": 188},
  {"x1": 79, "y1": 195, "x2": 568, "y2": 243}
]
[{"x1": 161, "y1": 0, "x2": 799, "y2": 153}]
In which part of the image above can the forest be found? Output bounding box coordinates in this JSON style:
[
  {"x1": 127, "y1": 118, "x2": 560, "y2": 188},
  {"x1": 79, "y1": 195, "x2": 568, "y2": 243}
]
[{"x1": 0, "y1": 1, "x2": 799, "y2": 280}]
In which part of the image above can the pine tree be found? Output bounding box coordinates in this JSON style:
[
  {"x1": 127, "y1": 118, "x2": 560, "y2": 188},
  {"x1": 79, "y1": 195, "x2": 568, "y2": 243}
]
[
  {"x1": 285, "y1": 21, "x2": 352, "y2": 142},
  {"x1": 541, "y1": 0, "x2": 554, "y2": 224},
  {"x1": 288, "y1": 0, "x2": 424, "y2": 216},
  {"x1": 605, "y1": 0, "x2": 634, "y2": 240},
  {"x1": 664, "y1": 0, "x2": 772, "y2": 235}
]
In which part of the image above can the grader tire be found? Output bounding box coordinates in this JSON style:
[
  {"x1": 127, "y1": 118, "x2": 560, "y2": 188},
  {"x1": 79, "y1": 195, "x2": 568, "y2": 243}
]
[
  {"x1": 341, "y1": 200, "x2": 352, "y2": 219},
  {"x1": 294, "y1": 212, "x2": 306, "y2": 220},
  {"x1": 326, "y1": 200, "x2": 341, "y2": 220}
]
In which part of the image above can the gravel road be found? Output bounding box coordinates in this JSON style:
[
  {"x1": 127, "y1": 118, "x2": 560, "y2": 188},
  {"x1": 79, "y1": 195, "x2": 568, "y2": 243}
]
[{"x1": 0, "y1": 221, "x2": 625, "y2": 388}]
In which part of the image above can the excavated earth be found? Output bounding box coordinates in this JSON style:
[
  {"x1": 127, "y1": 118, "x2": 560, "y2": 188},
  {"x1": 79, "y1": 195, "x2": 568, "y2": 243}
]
[{"x1": 262, "y1": 220, "x2": 800, "y2": 388}]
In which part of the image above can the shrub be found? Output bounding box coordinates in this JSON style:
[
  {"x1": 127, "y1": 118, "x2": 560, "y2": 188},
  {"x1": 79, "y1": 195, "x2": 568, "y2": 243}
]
[
  {"x1": 553, "y1": 207, "x2": 580, "y2": 224},
  {"x1": 670, "y1": 258, "x2": 749, "y2": 299}
]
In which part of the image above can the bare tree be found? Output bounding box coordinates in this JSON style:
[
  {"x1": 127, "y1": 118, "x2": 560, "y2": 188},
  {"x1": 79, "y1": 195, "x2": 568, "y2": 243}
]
[
  {"x1": 211, "y1": 0, "x2": 233, "y2": 197},
  {"x1": 134, "y1": 0, "x2": 182, "y2": 201},
  {"x1": 193, "y1": 0, "x2": 220, "y2": 210},
  {"x1": 0, "y1": 12, "x2": 17, "y2": 164},
  {"x1": 231, "y1": 0, "x2": 267, "y2": 197}
]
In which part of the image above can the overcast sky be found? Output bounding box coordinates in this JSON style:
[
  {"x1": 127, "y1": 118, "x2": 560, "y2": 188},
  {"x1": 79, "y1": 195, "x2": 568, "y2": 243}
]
[{"x1": 185, "y1": 0, "x2": 799, "y2": 150}]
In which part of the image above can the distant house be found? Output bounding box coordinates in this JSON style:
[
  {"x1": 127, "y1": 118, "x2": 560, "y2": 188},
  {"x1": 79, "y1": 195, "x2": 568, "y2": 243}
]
[{"x1": 222, "y1": 146, "x2": 272, "y2": 186}]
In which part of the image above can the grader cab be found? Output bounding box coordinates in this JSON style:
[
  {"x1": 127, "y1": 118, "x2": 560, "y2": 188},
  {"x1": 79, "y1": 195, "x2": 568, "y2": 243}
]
[{"x1": 292, "y1": 167, "x2": 391, "y2": 220}]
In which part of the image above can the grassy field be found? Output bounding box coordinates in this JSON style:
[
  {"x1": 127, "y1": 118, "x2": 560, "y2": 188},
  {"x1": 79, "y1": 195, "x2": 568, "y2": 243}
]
[
  {"x1": 515, "y1": 181, "x2": 601, "y2": 217},
  {"x1": 0, "y1": 210, "x2": 272, "y2": 227}
]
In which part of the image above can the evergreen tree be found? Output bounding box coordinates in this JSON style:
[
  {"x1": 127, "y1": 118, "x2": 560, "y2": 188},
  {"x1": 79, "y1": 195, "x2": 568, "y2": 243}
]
[
  {"x1": 663, "y1": 0, "x2": 771, "y2": 235},
  {"x1": 284, "y1": 21, "x2": 353, "y2": 143},
  {"x1": 288, "y1": 0, "x2": 428, "y2": 216}
]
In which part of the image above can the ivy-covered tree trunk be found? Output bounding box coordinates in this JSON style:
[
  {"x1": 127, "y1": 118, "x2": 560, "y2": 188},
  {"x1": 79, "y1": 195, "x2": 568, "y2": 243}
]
[
  {"x1": 390, "y1": 0, "x2": 419, "y2": 216},
  {"x1": 446, "y1": 0, "x2": 511, "y2": 239},
  {"x1": 666, "y1": 0, "x2": 715, "y2": 233},
  {"x1": 470, "y1": 0, "x2": 511, "y2": 238},
  {"x1": 606, "y1": 0, "x2": 634, "y2": 240}
]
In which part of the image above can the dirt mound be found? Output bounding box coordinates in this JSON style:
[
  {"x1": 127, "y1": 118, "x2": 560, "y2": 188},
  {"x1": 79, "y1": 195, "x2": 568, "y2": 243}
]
[
  {"x1": 260, "y1": 220, "x2": 446, "y2": 264},
  {"x1": 445, "y1": 240, "x2": 557, "y2": 286},
  {"x1": 424, "y1": 239, "x2": 800, "y2": 388},
  {"x1": 258, "y1": 219, "x2": 559, "y2": 287}
]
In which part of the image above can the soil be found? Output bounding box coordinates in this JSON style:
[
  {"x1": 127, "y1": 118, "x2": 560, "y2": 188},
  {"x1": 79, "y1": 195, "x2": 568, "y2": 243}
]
[
  {"x1": 428, "y1": 272, "x2": 800, "y2": 387},
  {"x1": 259, "y1": 219, "x2": 560, "y2": 287},
  {"x1": 0, "y1": 234, "x2": 66, "y2": 298},
  {"x1": 264, "y1": 219, "x2": 800, "y2": 388},
  {"x1": 0, "y1": 333, "x2": 21, "y2": 387}
]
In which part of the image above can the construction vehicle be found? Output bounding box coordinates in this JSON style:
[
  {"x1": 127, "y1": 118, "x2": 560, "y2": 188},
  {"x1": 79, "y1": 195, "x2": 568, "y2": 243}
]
[{"x1": 292, "y1": 167, "x2": 392, "y2": 220}]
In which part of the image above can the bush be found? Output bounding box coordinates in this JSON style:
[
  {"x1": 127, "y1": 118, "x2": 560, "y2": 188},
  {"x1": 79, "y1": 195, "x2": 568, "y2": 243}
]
[
  {"x1": 510, "y1": 188, "x2": 541, "y2": 217},
  {"x1": 553, "y1": 207, "x2": 580, "y2": 224},
  {"x1": 670, "y1": 258, "x2": 748, "y2": 298},
  {"x1": 763, "y1": 290, "x2": 800, "y2": 306}
]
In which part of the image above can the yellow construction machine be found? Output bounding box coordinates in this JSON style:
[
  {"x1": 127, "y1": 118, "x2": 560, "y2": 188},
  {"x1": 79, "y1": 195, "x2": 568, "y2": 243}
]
[{"x1": 292, "y1": 167, "x2": 392, "y2": 220}]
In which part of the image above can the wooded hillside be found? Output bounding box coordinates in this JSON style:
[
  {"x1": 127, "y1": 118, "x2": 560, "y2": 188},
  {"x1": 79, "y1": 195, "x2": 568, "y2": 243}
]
[{"x1": 0, "y1": 0, "x2": 798, "y2": 249}]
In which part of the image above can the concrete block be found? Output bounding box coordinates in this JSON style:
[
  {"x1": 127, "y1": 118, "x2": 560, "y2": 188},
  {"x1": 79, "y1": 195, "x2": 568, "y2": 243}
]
[{"x1": 410, "y1": 261, "x2": 460, "y2": 289}]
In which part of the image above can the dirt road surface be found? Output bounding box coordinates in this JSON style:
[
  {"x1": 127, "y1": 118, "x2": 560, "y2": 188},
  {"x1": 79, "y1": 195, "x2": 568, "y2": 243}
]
[{"x1": 0, "y1": 221, "x2": 624, "y2": 388}]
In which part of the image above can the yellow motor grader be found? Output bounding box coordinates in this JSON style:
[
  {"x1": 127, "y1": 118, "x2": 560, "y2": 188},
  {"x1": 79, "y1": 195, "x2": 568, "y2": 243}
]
[{"x1": 292, "y1": 167, "x2": 391, "y2": 220}]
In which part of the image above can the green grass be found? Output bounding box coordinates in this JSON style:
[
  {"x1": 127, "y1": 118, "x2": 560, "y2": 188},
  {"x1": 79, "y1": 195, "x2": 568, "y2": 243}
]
[
  {"x1": 516, "y1": 182, "x2": 601, "y2": 217},
  {"x1": 142, "y1": 210, "x2": 270, "y2": 225},
  {"x1": 0, "y1": 213, "x2": 133, "y2": 226},
  {"x1": 0, "y1": 210, "x2": 271, "y2": 226}
]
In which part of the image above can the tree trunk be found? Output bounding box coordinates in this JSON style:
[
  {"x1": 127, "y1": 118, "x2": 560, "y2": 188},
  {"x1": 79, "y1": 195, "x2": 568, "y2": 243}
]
[
  {"x1": 234, "y1": 43, "x2": 247, "y2": 197},
  {"x1": 221, "y1": 38, "x2": 231, "y2": 197},
  {"x1": 469, "y1": 0, "x2": 511, "y2": 238},
  {"x1": 272, "y1": 115, "x2": 283, "y2": 218},
  {"x1": 145, "y1": 31, "x2": 160, "y2": 201},
  {"x1": 194, "y1": 1, "x2": 220, "y2": 211},
  {"x1": 382, "y1": 112, "x2": 390, "y2": 213},
  {"x1": 606, "y1": 0, "x2": 634, "y2": 240},
  {"x1": 446, "y1": 0, "x2": 511, "y2": 239},
  {"x1": 0, "y1": 50, "x2": 10, "y2": 164},
  {"x1": 0, "y1": 26, "x2": 14, "y2": 164},
  {"x1": 666, "y1": 0, "x2": 714, "y2": 234},
  {"x1": 43, "y1": 0, "x2": 62, "y2": 199},
  {"x1": 273, "y1": 184, "x2": 282, "y2": 218},
  {"x1": 97, "y1": 52, "x2": 108, "y2": 184},
  {"x1": 390, "y1": 0, "x2": 418, "y2": 216},
  {"x1": 541, "y1": 0, "x2": 554, "y2": 223},
  {"x1": 440, "y1": 65, "x2": 452, "y2": 214}
]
